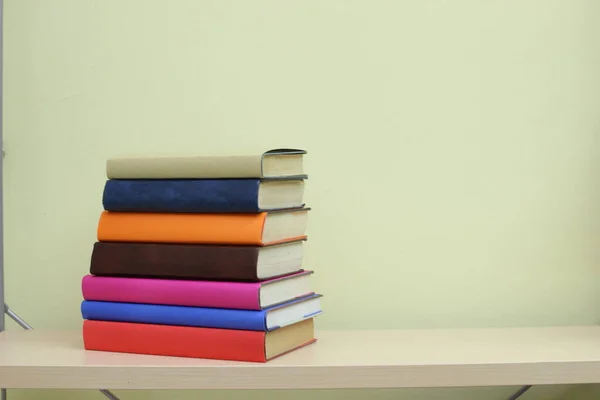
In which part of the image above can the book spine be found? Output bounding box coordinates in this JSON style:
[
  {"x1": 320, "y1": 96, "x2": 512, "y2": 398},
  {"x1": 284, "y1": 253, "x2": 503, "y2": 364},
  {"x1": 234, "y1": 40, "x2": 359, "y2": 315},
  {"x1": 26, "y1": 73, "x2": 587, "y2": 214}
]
[
  {"x1": 102, "y1": 179, "x2": 261, "y2": 213},
  {"x1": 96, "y1": 211, "x2": 266, "y2": 245},
  {"x1": 83, "y1": 320, "x2": 267, "y2": 362},
  {"x1": 82, "y1": 275, "x2": 262, "y2": 310},
  {"x1": 81, "y1": 301, "x2": 268, "y2": 331},
  {"x1": 106, "y1": 155, "x2": 264, "y2": 179},
  {"x1": 89, "y1": 242, "x2": 262, "y2": 281}
]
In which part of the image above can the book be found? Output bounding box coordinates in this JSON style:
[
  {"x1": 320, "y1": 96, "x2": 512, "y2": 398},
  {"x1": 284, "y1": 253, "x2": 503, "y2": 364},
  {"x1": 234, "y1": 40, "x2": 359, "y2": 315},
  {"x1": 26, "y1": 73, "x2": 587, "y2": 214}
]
[
  {"x1": 81, "y1": 270, "x2": 314, "y2": 310},
  {"x1": 89, "y1": 240, "x2": 305, "y2": 281},
  {"x1": 106, "y1": 149, "x2": 307, "y2": 179},
  {"x1": 96, "y1": 208, "x2": 309, "y2": 245},
  {"x1": 83, "y1": 318, "x2": 316, "y2": 362},
  {"x1": 102, "y1": 178, "x2": 305, "y2": 213},
  {"x1": 81, "y1": 293, "x2": 322, "y2": 331}
]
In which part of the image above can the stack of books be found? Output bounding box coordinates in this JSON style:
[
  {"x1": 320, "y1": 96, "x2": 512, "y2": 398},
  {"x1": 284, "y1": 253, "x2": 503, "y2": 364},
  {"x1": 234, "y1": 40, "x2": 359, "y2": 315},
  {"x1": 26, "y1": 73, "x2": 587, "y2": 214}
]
[{"x1": 80, "y1": 149, "x2": 322, "y2": 362}]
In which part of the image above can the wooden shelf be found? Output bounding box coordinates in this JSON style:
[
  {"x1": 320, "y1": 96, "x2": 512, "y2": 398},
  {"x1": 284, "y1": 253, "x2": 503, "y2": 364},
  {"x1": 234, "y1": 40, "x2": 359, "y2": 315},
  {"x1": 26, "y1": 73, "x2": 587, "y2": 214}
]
[{"x1": 1, "y1": 326, "x2": 600, "y2": 389}]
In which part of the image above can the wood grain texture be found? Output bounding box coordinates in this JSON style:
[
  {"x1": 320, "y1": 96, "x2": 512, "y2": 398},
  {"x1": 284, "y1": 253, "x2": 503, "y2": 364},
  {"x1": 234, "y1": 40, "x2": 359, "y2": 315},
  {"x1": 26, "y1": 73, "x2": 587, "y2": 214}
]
[{"x1": 1, "y1": 326, "x2": 600, "y2": 389}]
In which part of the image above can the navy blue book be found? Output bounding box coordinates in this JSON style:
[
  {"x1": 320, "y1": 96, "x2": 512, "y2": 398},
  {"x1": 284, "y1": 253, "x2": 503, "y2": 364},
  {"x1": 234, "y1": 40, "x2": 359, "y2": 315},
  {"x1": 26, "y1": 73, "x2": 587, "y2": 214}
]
[
  {"x1": 81, "y1": 293, "x2": 322, "y2": 331},
  {"x1": 102, "y1": 178, "x2": 306, "y2": 213}
]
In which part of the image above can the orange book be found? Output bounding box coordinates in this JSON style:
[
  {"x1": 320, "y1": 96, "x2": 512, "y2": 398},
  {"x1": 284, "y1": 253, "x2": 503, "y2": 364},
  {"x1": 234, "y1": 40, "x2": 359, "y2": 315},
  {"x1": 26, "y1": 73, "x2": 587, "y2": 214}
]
[
  {"x1": 83, "y1": 318, "x2": 316, "y2": 362},
  {"x1": 96, "y1": 208, "x2": 309, "y2": 245}
]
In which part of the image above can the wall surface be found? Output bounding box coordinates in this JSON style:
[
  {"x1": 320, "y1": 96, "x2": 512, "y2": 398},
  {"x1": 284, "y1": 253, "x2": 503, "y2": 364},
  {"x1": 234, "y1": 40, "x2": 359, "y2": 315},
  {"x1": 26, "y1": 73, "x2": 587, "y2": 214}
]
[{"x1": 3, "y1": 1, "x2": 600, "y2": 399}]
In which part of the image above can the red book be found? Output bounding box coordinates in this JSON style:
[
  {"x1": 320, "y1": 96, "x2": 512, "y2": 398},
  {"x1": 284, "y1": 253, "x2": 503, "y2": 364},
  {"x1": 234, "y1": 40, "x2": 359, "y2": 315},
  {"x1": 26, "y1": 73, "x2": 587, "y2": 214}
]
[{"x1": 83, "y1": 318, "x2": 316, "y2": 363}]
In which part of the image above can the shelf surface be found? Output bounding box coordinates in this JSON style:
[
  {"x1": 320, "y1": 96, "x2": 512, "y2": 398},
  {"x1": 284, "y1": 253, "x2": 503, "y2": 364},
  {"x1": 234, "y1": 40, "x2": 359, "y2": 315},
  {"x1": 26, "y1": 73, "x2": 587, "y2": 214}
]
[{"x1": 1, "y1": 326, "x2": 600, "y2": 389}]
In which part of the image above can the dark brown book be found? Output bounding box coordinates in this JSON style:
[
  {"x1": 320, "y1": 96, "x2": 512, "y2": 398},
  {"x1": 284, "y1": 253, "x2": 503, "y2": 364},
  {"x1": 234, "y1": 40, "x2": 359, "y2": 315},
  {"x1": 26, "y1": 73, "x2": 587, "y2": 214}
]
[{"x1": 90, "y1": 240, "x2": 305, "y2": 281}]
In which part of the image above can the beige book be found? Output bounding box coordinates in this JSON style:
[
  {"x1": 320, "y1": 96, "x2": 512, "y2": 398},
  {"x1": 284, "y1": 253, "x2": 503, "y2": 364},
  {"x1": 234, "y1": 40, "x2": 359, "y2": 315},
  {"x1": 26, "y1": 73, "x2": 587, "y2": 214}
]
[{"x1": 106, "y1": 148, "x2": 307, "y2": 179}]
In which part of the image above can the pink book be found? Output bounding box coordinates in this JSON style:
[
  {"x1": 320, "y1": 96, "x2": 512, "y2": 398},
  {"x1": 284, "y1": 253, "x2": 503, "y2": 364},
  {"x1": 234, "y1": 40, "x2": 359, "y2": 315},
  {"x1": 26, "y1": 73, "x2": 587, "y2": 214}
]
[{"x1": 81, "y1": 270, "x2": 313, "y2": 310}]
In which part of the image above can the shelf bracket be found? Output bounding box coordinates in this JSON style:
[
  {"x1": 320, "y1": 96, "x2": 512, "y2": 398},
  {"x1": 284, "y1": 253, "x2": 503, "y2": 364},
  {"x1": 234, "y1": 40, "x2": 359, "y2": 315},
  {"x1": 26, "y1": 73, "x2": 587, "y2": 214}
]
[
  {"x1": 2, "y1": 306, "x2": 121, "y2": 400},
  {"x1": 4, "y1": 305, "x2": 32, "y2": 330},
  {"x1": 100, "y1": 389, "x2": 121, "y2": 400},
  {"x1": 506, "y1": 385, "x2": 532, "y2": 400}
]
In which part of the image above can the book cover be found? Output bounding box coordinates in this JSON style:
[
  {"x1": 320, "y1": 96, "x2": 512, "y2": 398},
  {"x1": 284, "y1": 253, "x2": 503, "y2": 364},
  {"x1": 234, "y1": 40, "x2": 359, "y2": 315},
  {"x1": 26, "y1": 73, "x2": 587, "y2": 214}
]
[
  {"x1": 96, "y1": 209, "x2": 308, "y2": 245},
  {"x1": 106, "y1": 148, "x2": 307, "y2": 179},
  {"x1": 102, "y1": 178, "x2": 305, "y2": 213},
  {"x1": 83, "y1": 318, "x2": 316, "y2": 362},
  {"x1": 81, "y1": 271, "x2": 313, "y2": 310},
  {"x1": 89, "y1": 240, "x2": 305, "y2": 281},
  {"x1": 81, "y1": 293, "x2": 322, "y2": 331}
]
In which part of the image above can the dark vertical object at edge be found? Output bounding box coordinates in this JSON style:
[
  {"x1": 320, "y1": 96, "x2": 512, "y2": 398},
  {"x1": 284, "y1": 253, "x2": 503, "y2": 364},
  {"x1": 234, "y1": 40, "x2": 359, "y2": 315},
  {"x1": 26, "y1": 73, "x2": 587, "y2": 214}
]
[
  {"x1": 1, "y1": 0, "x2": 6, "y2": 398},
  {"x1": 0, "y1": 0, "x2": 5, "y2": 335},
  {"x1": 0, "y1": 3, "x2": 7, "y2": 400}
]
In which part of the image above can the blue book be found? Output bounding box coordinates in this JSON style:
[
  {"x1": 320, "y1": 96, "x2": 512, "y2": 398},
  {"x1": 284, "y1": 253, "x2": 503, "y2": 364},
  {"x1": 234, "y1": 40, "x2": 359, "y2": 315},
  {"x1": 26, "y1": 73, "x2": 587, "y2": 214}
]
[
  {"x1": 102, "y1": 178, "x2": 306, "y2": 213},
  {"x1": 81, "y1": 293, "x2": 322, "y2": 331}
]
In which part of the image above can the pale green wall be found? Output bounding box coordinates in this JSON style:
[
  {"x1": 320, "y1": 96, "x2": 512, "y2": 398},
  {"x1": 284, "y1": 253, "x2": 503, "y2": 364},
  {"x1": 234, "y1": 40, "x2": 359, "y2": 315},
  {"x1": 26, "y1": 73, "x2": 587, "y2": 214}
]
[{"x1": 3, "y1": 1, "x2": 600, "y2": 399}]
